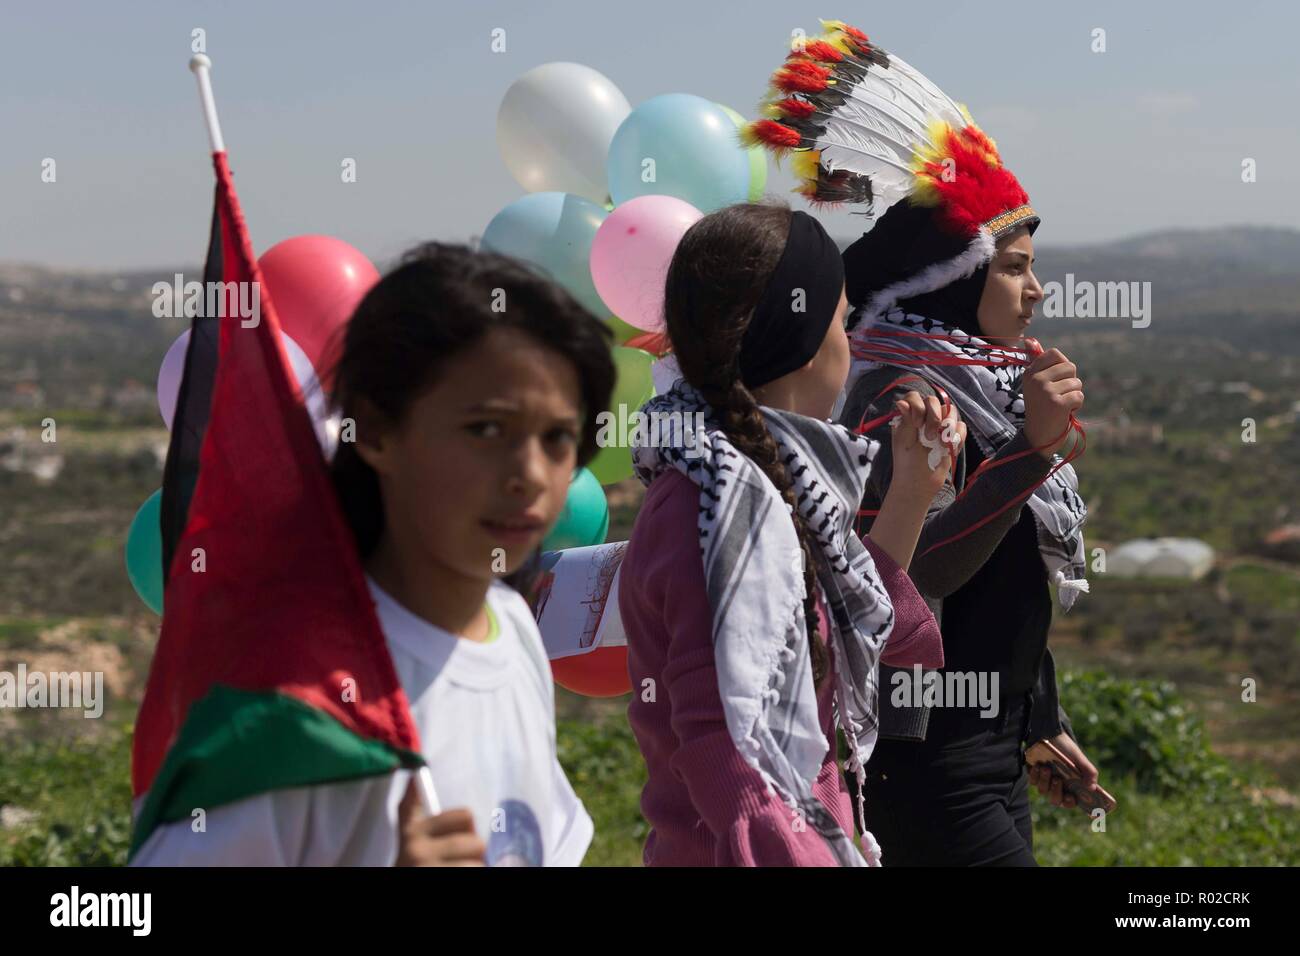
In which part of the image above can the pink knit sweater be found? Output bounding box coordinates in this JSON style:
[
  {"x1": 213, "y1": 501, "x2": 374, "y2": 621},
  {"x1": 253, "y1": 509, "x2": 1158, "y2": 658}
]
[{"x1": 620, "y1": 469, "x2": 943, "y2": 867}]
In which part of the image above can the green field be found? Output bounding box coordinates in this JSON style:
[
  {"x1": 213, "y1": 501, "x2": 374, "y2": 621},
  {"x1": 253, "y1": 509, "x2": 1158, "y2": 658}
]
[{"x1": 2, "y1": 282, "x2": 1298, "y2": 865}]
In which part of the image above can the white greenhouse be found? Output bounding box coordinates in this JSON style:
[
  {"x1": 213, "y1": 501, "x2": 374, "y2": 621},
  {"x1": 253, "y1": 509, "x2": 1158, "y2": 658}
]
[{"x1": 1107, "y1": 538, "x2": 1216, "y2": 580}]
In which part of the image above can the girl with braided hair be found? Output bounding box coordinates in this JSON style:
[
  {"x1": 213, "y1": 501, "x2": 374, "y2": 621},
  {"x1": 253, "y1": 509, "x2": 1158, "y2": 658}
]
[{"x1": 618, "y1": 201, "x2": 960, "y2": 866}]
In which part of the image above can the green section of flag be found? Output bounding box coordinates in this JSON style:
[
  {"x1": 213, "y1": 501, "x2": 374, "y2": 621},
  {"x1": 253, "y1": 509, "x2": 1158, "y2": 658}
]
[{"x1": 130, "y1": 685, "x2": 423, "y2": 858}]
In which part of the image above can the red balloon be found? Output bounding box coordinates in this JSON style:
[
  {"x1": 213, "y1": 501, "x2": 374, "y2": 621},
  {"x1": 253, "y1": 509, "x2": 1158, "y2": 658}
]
[
  {"x1": 550, "y1": 646, "x2": 630, "y2": 698},
  {"x1": 258, "y1": 236, "x2": 379, "y2": 387},
  {"x1": 624, "y1": 330, "x2": 671, "y2": 357}
]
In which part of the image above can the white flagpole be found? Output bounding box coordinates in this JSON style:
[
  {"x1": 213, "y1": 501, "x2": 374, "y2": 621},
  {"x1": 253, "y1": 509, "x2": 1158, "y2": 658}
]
[
  {"x1": 415, "y1": 766, "x2": 442, "y2": 816},
  {"x1": 186, "y1": 51, "x2": 442, "y2": 820},
  {"x1": 188, "y1": 54, "x2": 225, "y2": 153}
]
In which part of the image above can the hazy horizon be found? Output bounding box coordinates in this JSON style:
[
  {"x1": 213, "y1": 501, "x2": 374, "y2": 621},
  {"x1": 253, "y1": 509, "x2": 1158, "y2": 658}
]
[
  {"x1": 3, "y1": 1, "x2": 1298, "y2": 269},
  {"x1": 2, "y1": 222, "x2": 1298, "y2": 277}
]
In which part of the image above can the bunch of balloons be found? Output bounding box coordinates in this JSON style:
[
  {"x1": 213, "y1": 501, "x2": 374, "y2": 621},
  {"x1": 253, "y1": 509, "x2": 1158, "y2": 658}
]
[
  {"x1": 492, "y1": 62, "x2": 769, "y2": 695},
  {"x1": 125, "y1": 239, "x2": 378, "y2": 615}
]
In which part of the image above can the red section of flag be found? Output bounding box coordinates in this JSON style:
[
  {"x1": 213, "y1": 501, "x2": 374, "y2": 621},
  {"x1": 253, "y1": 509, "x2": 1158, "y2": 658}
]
[{"x1": 132, "y1": 152, "x2": 420, "y2": 798}]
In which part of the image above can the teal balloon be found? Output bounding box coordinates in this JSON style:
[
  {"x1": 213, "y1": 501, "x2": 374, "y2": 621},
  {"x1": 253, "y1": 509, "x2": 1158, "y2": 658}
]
[
  {"x1": 543, "y1": 468, "x2": 609, "y2": 551},
  {"x1": 481, "y1": 192, "x2": 611, "y2": 320},
  {"x1": 607, "y1": 93, "x2": 752, "y2": 213},
  {"x1": 126, "y1": 489, "x2": 164, "y2": 615}
]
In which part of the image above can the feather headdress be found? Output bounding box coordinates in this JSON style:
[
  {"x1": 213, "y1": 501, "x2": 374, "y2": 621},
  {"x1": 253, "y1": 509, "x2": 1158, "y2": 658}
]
[{"x1": 742, "y1": 20, "x2": 1039, "y2": 318}]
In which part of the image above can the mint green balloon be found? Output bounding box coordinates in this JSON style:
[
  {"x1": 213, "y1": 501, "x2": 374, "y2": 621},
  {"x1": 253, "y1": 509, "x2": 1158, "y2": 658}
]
[
  {"x1": 543, "y1": 468, "x2": 609, "y2": 552},
  {"x1": 589, "y1": 346, "x2": 655, "y2": 485},
  {"x1": 716, "y1": 103, "x2": 767, "y2": 203},
  {"x1": 126, "y1": 488, "x2": 164, "y2": 615}
]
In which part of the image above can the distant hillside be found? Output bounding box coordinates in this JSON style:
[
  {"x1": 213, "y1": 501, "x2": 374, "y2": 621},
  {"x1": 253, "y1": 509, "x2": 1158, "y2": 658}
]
[
  {"x1": 835, "y1": 224, "x2": 1300, "y2": 277},
  {"x1": 2, "y1": 225, "x2": 1298, "y2": 413},
  {"x1": 0, "y1": 265, "x2": 196, "y2": 415},
  {"x1": 1032, "y1": 226, "x2": 1300, "y2": 318},
  {"x1": 834, "y1": 224, "x2": 1300, "y2": 348}
]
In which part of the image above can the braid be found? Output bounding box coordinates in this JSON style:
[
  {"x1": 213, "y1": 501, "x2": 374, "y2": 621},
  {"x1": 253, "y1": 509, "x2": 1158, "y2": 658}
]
[
  {"x1": 696, "y1": 372, "x2": 829, "y2": 687},
  {"x1": 664, "y1": 200, "x2": 830, "y2": 687}
]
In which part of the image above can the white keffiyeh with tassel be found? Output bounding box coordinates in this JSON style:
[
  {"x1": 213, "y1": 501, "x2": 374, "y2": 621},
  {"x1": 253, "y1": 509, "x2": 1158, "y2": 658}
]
[
  {"x1": 848, "y1": 309, "x2": 1090, "y2": 609},
  {"x1": 631, "y1": 380, "x2": 895, "y2": 866}
]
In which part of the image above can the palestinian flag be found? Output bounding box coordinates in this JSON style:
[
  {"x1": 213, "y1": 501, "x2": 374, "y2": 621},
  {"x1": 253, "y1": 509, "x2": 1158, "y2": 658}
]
[{"x1": 130, "y1": 152, "x2": 422, "y2": 858}]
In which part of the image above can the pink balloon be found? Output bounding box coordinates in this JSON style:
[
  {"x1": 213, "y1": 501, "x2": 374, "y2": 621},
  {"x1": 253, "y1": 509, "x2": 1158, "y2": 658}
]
[
  {"x1": 590, "y1": 195, "x2": 702, "y2": 333},
  {"x1": 257, "y1": 236, "x2": 379, "y2": 383}
]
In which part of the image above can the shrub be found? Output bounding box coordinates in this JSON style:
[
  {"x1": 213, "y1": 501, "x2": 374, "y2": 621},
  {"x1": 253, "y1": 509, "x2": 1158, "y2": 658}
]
[{"x1": 1059, "y1": 669, "x2": 1233, "y2": 795}]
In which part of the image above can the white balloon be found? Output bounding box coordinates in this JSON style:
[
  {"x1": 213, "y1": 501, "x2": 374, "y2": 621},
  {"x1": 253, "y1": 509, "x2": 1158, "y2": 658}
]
[
  {"x1": 496, "y1": 62, "x2": 631, "y2": 204},
  {"x1": 283, "y1": 334, "x2": 338, "y2": 460},
  {"x1": 650, "y1": 354, "x2": 682, "y2": 396},
  {"x1": 158, "y1": 328, "x2": 336, "y2": 457}
]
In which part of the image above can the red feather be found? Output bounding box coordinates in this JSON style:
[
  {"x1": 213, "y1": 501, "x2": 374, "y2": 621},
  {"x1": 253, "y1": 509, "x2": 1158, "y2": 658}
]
[
  {"x1": 920, "y1": 126, "x2": 1030, "y2": 237},
  {"x1": 774, "y1": 59, "x2": 832, "y2": 94},
  {"x1": 775, "y1": 97, "x2": 816, "y2": 119},
  {"x1": 748, "y1": 119, "x2": 802, "y2": 149},
  {"x1": 791, "y1": 39, "x2": 845, "y2": 63}
]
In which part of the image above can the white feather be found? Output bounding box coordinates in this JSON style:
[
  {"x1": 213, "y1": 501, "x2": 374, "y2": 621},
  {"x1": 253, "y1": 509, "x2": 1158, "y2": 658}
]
[
  {"x1": 804, "y1": 46, "x2": 970, "y2": 210},
  {"x1": 884, "y1": 54, "x2": 967, "y2": 126}
]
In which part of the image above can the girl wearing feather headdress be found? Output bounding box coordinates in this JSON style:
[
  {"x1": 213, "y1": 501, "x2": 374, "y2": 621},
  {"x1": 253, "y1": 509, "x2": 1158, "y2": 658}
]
[{"x1": 744, "y1": 20, "x2": 1106, "y2": 865}]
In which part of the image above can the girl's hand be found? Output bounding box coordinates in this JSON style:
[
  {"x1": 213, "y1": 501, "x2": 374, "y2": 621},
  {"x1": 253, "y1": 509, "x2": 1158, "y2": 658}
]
[
  {"x1": 396, "y1": 778, "x2": 487, "y2": 866},
  {"x1": 1022, "y1": 348, "x2": 1084, "y2": 458},
  {"x1": 889, "y1": 391, "x2": 965, "y2": 498},
  {"x1": 867, "y1": 391, "x2": 965, "y2": 571},
  {"x1": 1028, "y1": 733, "x2": 1100, "y2": 810}
]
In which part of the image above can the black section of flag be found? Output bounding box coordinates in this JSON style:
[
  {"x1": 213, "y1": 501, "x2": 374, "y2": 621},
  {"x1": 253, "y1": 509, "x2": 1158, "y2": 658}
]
[{"x1": 159, "y1": 196, "x2": 223, "y2": 586}]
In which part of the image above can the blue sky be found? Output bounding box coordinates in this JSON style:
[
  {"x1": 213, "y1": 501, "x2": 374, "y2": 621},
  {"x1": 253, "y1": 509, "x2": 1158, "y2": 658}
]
[{"x1": 1, "y1": 0, "x2": 1297, "y2": 268}]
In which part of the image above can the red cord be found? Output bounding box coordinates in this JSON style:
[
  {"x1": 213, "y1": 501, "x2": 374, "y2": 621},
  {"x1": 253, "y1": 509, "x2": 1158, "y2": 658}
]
[{"x1": 850, "y1": 333, "x2": 1087, "y2": 550}]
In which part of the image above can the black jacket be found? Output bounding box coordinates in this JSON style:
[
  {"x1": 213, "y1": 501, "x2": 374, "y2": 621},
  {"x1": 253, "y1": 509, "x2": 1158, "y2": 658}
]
[{"x1": 840, "y1": 366, "x2": 1074, "y2": 745}]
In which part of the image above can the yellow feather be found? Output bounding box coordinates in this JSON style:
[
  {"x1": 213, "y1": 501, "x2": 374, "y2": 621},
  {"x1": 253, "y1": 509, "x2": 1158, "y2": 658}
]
[
  {"x1": 910, "y1": 178, "x2": 943, "y2": 206},
  {"x1": 911, "y1": 119, "x2": 955, "y2": 169},
  {"x1": 825, "y1": 34, "x2": 853, "y2": 55},
  {"x1": 791, "y1": 149, "x2": 822, "y2": 185},
  {"x1": 907, "y1": 119, "x2": 957, "y2": 205}
]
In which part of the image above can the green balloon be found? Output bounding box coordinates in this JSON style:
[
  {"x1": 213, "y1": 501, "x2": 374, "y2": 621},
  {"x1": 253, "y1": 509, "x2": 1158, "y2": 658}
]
[
  {"x1": 717, "y1": 103, "x2": 768, "y2": 203},
  {"x1": 543, "y1": 468, "x2": 609, "y2": 552},
  {"x1": 126, "y1": 488, "x2": 164, "y2": 615},
  {"x1": 605, "y1": 315, "x2": 644, "y2": 345},
  {"x1": 588, "y1": 346, "x2": 655, "y2": 485}
]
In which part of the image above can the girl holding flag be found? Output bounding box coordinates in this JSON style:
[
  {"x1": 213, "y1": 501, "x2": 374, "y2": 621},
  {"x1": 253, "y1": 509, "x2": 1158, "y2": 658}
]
[
  {"x1": 135, "y1": 243, "x2": 615, "y2": 866},
  {"x1": 742, "y1": 20, "x2": 1104, "y2": 865},
  {"x1": 619, "y1": 200, "x2": 956, "y2": 867}
]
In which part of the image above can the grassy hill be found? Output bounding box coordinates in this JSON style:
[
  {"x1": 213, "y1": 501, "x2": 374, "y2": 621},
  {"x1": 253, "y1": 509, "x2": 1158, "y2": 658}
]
[{"x1": 2, "y1": 225, "x2": 1298, "y2": 865}]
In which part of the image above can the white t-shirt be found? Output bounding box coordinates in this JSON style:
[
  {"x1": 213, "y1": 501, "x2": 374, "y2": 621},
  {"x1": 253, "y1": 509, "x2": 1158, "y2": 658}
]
[{"x1": 132, "y1": 577, "x2": 593, "y2": 866}]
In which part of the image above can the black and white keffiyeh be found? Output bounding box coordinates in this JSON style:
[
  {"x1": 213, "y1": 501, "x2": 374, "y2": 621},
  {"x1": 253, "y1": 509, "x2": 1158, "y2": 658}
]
[
  {"x1": 631, "y1": 380, "x2": 895, "y2": 867},
  {"x1": 847, "y1": 308, "x2": 1090, "y2": 609}
]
